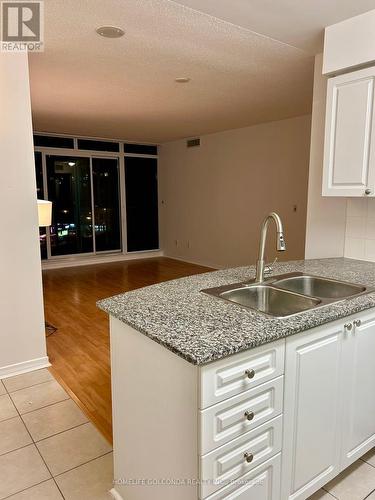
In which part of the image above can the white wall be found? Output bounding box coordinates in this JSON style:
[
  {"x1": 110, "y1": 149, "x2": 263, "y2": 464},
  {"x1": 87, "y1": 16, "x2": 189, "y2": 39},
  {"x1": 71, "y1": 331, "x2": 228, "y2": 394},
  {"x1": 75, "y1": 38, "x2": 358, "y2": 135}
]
[
  {"x1": 0, "y1": 52, "x2": 48, "y2": 378},
  {"x1": 304, "y1": 54, "x2": 347, "y2": 259},
  {"x1": 159, "y1": 115, "x2": 311, "y2": 269}
]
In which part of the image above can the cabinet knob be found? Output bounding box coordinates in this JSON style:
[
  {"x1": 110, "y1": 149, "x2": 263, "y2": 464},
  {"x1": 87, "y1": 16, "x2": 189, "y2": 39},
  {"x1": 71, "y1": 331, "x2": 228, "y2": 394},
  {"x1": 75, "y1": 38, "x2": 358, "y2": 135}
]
[
  {"x1": 244, "y1": 411, "x2": 254, "y2": 421},
  {"x1": 244, "y1": 452, "x2": 254, "y2": 463},
  {"x1": 365, "y1": 189, "x2": 372, "y2": 195},
  {"x1": 354, "y1": 319, "x2": 361, "y2": 327},
  {"x1": 245, "y1": 369, "x2": 255, "y2": 379},
  {"x1": 344, "y1": 323, "x2": 353, "y2": 331}
]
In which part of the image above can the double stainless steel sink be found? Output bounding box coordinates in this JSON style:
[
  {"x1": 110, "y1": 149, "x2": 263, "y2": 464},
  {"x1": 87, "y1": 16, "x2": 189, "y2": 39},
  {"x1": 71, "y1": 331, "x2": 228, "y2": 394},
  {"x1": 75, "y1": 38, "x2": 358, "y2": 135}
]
[{"x1": 202, "y1": 272, "x2": 372, "y2": 318}]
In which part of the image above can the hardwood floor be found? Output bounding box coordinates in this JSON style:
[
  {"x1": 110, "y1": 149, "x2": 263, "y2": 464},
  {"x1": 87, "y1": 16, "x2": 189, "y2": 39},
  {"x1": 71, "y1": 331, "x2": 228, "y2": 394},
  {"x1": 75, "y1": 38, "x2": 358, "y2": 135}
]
[{"x1": 43, "y1": 257, "x2": 211, "y2": 443}]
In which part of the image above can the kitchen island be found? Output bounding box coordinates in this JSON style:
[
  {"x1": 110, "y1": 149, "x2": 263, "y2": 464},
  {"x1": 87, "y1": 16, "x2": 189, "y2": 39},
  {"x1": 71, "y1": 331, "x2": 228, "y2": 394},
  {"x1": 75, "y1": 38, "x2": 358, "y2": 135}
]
[{"x1": 98, "y1": 258, "x2": 375, "y2": 500}]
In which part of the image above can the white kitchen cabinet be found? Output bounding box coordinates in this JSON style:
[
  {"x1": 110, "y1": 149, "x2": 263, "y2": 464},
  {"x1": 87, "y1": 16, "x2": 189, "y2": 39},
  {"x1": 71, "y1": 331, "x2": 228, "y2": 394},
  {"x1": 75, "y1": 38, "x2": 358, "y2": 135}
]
[
  {"x1": 204, "y1": 453, "x2": 281, "y2": 500},
  {"x1": 281, "y1": 322, "x2": 343, "y2": 500},
  {"x1": 199, "y1": 339, "x2": 285, "y2": 408},
  {"x1": 110, "y1": 317, "x2": 285, "y2": 500},
  {"x1": 200, "y1": 416, "x2": 283, "y2": 498},
  {"x1": 200, "y1": 376, "x2": 284, "y2": 454},
  {"x1": 322, "y1": 66, "x2": 375, "y2": 197},
  {"x1": 109, "y1": 308, "x2": 375, "y2": 500},
  {"x1": 340, "y1": 310, "x2": 375, "y2": 469},
  {"x1": 282, "y1": 309, "x2": 375, "y2": 500},
  {"x1": 323, "y1": 10, "x2": 375, "y2": 75}
]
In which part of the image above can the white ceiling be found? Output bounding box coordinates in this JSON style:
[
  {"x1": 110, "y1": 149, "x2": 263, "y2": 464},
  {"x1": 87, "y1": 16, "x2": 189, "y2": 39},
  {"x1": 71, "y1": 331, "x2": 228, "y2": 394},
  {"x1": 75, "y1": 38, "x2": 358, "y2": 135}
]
[
  {"x1": 171, "y1": 0, "x2": 375, "y2": 54},
  {"x1": 29, "y1": 0, "x2": 374, "y2": 143}
]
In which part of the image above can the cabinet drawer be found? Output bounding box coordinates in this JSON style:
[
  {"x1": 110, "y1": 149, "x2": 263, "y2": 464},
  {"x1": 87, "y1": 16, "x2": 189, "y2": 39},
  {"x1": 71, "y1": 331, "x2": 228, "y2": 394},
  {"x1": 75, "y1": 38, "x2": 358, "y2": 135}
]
[
  {"x1": 200, "y1": 376, "x2": 283, "y2": 454},
  {"x1": 202, "y1": 453, "x2": 281, "y2": 500},
  {"x1": 200, "y1": 415, "x2": 283, "y2": 498},
  {"x1": 200, "y1": 340, "x2": 285, "y2": 409}
]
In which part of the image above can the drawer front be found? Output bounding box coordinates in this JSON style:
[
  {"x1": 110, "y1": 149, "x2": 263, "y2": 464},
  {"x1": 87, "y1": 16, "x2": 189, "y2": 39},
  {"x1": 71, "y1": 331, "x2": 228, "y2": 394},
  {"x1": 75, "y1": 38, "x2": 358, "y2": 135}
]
[
  {"x1": 200, "y1": 415, "x2": 283, "y2": 498},
  {"x1": 200, "y1": 376, "x2": 284, "y2": 454},
  {"x1": 200, "y1": 340, "x2": 285, "y2": 409},
  {"x1": 202, "y1": 453, "x2": 281, "y2": 500}
]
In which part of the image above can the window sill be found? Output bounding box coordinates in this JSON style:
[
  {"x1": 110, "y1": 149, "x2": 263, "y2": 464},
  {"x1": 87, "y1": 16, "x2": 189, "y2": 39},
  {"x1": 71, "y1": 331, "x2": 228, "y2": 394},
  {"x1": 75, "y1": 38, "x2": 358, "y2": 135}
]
[{"x1": 41, "y1": 250, "x2": 163, "y2": 270}]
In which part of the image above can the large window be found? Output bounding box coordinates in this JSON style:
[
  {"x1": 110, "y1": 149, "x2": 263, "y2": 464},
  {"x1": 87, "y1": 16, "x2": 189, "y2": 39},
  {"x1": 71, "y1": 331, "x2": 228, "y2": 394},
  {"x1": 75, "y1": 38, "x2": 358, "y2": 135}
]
[
  {"x1": 47, "y1": 156, "x2": 93, "y2": 256},
  {"x1": 33, "y1": 134, "x2": 159, "y2": 260},
  {"x1": 125, "y1": 157, "x2": 159, "y2": 252},
  {"x1": 34, "y1": 152, "x2": 47, "y2": 260},
  {"x1": 92, "y1": 158, "x2": 121, "y2": 252}
]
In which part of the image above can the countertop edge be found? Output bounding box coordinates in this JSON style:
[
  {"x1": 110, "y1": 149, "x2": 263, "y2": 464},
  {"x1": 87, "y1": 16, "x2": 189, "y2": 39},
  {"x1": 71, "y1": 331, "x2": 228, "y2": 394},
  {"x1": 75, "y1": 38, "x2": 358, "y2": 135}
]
[{"x1": 97, "y1": 284, "x2": 375, "y2": 366}]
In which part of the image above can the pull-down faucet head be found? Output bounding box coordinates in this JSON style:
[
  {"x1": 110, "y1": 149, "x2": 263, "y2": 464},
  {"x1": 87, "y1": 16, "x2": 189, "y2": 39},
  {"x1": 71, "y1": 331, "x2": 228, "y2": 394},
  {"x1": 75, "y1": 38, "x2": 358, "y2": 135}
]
[
  {"x1": 277, "y1": 231, "x2": 286, "y2": 251},
  {"x1": 255, "y1": 212, "x2": 286, "y2": 283}
]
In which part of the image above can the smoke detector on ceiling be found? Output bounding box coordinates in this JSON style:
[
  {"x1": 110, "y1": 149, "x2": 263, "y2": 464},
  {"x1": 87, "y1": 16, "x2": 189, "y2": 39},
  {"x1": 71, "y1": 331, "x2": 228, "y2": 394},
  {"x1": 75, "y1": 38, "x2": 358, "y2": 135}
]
[{"x1": 96, "y1": 26, "x2": 125, "y2": 38}]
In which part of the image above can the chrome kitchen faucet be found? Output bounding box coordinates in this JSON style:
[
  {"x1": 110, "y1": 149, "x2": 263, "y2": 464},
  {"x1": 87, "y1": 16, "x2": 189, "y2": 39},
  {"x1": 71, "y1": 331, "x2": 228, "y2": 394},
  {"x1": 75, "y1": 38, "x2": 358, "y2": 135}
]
[{"x1": 255, "y1": 212, "x2": 286, "y2": 283}]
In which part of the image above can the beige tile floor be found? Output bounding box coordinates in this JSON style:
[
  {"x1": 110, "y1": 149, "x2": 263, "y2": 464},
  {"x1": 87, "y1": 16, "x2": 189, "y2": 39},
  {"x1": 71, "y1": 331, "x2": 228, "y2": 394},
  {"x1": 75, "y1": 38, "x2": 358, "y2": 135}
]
[
  {"x1": 0, "y1": 370, "x2": 113, "y2": 499},
  {"x1": 307, "y1": 448, "x2": 375, "y2": 500},
  {"x1": 0, "y1": 369, "x2": 374, "y2": 500}
]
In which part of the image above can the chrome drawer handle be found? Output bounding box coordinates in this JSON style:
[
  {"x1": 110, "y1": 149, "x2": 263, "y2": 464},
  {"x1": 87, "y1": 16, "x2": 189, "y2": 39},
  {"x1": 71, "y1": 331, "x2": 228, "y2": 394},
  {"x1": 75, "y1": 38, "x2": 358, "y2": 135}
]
[
  {"x1": 244, "y1": 411, "x2": 254, "y2": 421},
  {"x1": 244, "y1": 452, "x2": 254, "y2": 463},
  {"x1": 354, "y1": 319, "x2": 361, "y2": 327},
  {"x1": 245, "y1": 369, "x2": 255, "y2": 379},
  {"x1": 344, "y1": 323, "x2": 353, "y2": 331}
]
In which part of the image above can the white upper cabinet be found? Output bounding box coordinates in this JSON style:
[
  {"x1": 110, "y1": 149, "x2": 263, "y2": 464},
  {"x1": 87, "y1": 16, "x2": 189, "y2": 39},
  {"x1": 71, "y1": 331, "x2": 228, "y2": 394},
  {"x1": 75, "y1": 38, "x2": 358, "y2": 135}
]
[
  {"x1": 322, "y1": 66, "x2": 375, "y2": 197},
  {"x1": 323, "y1": 10, "x2": 375, "y2": 75}
]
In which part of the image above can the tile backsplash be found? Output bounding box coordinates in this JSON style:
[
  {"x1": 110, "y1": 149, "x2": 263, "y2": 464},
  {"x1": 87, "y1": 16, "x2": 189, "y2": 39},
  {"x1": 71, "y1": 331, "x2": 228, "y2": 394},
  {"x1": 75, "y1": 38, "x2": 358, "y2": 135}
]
[{"x1": 344, "y1": 198, "x2": 375, "y2": 261}]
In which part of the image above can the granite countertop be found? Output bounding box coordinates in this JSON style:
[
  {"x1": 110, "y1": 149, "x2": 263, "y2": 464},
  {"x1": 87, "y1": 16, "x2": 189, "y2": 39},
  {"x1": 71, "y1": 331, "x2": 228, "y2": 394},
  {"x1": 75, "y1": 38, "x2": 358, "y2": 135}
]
[{"x1": 97, "y1": 258, "x2": 375, "y2": 365}]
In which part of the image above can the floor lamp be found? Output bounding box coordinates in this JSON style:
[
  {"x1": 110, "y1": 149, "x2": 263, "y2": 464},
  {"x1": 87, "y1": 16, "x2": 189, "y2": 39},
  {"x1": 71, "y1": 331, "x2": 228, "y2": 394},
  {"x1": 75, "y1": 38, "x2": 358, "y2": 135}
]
[{"x1": 37, "y1": 200, "x2": 56, "y2": 337}]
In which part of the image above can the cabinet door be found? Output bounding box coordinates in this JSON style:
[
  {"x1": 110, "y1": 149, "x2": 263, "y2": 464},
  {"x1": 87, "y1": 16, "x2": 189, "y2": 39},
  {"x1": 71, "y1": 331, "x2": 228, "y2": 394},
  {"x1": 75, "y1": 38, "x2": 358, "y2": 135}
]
[
  {"x1": 281, "y1": 323, "x2": 343, "y2": 500},
  {"x1": 341, "y1": 311, "x2": 375, "y2": 469},
  {"x1": 322, "y1": 66, "x2": 375, "y2": 197}
]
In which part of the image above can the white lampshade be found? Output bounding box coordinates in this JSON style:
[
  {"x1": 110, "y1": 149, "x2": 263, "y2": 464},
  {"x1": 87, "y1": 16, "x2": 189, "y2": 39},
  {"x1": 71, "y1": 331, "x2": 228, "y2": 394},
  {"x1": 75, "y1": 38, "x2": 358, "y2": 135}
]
[{"x1": 37, "y1": 200, "x2": 52, "y2": 227}]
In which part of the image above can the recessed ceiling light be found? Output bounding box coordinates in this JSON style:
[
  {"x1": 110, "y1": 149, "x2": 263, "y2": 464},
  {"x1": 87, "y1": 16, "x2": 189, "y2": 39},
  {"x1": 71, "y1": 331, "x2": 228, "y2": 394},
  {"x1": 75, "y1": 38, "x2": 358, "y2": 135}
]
[
  {"x1": 96, "y1": 26, "x2": 125, "y2": 38},
  {"x1": 175, "y1": 77, "x2": 191, "y2": 83}
]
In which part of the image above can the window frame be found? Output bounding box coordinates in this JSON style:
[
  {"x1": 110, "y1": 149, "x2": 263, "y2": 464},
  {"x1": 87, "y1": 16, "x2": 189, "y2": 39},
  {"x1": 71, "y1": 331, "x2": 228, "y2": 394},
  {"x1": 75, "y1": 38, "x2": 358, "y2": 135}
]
[{"x1": 34, "y1": 132, "x2": 159, "y2": 261}]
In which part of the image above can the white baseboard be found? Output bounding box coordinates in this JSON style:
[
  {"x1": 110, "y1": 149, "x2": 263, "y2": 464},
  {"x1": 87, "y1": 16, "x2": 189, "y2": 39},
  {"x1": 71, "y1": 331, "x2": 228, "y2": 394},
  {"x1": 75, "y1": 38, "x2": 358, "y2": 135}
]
[
  {"x1": 42, "y1": 250, "x2": 164, "y2": 270},
  {"x1": 0, "y1": 356, "x2": 51, "y2": 380},
  {"x1": 164, "y1": 254, "x2": 220, "y2": 270},
  {"x1": 109, "y1": 488, "x2": 124, "y2": 500}
]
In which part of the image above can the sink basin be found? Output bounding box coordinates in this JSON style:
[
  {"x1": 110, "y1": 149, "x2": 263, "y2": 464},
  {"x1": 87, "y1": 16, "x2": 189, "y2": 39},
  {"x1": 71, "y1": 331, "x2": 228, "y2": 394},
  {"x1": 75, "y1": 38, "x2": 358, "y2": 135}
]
[
  {"x1": 201, "y1": 271, "x2": 372, "y2": 318},
  {"x1": 220, "y1": 285, "x2": 321, "y2": 318},
  {"x1": 273, "y1": 275, "x2": 366, "y2": 299}
]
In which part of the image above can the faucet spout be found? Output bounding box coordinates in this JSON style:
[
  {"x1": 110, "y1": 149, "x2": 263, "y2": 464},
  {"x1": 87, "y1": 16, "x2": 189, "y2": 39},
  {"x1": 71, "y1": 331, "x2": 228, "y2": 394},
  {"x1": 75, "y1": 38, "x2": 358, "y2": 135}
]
[{"x1": 255, "y1": 212, "x2": 286, "y2": 283}]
